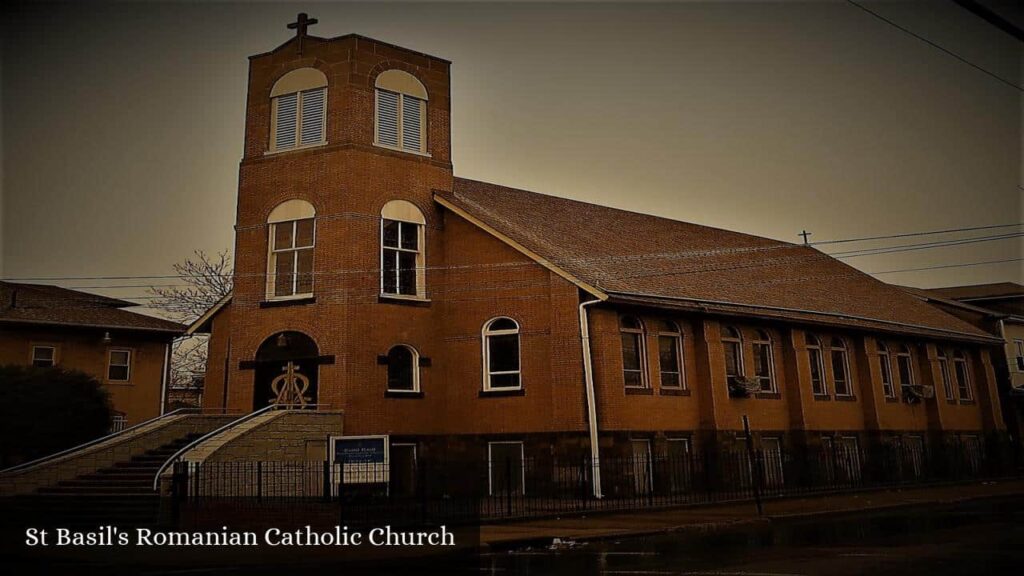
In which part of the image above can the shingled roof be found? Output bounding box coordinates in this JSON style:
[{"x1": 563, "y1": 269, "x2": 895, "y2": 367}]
[
  {"x1": 437, "y1": 178, "x2": 996, "y2": 344},
  {"x1": 0, "y1": 281, "x2": 185, "y2": 334},
  {"x1": 927, "y1": 282, "x2": 1024, "y2": 302}
]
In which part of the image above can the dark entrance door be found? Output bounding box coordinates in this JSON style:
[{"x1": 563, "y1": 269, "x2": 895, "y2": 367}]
[{"x1": 253, "y1": 331, "x2": 319, "y2": 410}]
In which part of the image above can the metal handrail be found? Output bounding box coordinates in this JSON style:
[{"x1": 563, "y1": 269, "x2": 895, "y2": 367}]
[
  {"x1": 0, "y1": 407, "x2": 230, "y2": 475},
  {"x1": 150, "y1": 403, "x2": 331, "y2": 491}
]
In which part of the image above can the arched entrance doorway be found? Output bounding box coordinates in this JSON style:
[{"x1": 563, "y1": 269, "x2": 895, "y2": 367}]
[{"x1": 252, "y1": 331, "x2": 320, "y2": 410}]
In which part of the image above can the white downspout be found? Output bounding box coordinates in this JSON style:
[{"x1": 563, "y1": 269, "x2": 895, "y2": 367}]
[
  {"x1": 579, "y1": 298, "x2": 603, "y2": 498},
  {"x1": 160, "y1": 340, "x2": 172, "y2": 416}
]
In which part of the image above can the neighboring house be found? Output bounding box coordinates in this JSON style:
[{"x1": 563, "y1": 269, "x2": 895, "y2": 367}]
[
  {"x1": 190, "y1": 20, "x2": 1007, "y2": 486},
  {"x1": 0, "y1": 281, "x2": 185, "y2": 428},
  {"x1": 167, "y1": 373, "x2": 205, "y2": 410},
  {"x1": 906, "y1": 283, "x2": 1024, "y2": 454}
]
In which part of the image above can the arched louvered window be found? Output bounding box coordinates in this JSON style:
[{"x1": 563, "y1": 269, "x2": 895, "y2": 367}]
[
  {"x1": 483, "y1": 317, "x2": 521, "y2": 391},
  {"x1": 620, "y1": 316, "x2": 648, "y2": 389},
  {"x1": 386, "y1": 345, "x2": 420, "y2": 393},
  {"x1": 270, "y1": 68, "x2": 328, "y2": 151},
  {"x1": 830, "y1": 337, "x2": 852, "y2": 397},
  {"x1": 877, "y1": 341, "x2": 896, "y2": 399},
  {"x1": 751, "y1": 329, "x2": 776, "y2": 393},
  {"x1": 375, "y1": 70, "x2": 428, "y2": 154},
  {"x1": 807, "y1": 334, "x2": 827, "y2": 396},
  {"x1": 722, "y1": 325, "x2": 743, "y2": 387},
  {"x1": 657, "y1": 320, "x2": 685, "y2": 390},
  {"x1": 953, "y1": 350, "x2": 973, "y2": 401},
  {"x1": 266, "y1": 200, "x2": 316, "y2": 299}
]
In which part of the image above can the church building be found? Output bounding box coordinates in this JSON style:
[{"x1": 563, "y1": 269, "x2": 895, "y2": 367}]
[{"x1": 192, "y1": 15, "x2": 1007, "y2": 491}]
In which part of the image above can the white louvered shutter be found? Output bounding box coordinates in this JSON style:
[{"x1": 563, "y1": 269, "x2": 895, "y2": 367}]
[
  {"x1": 299, "y1": 88, "x2": 326, "y2": 145},
  {"x1": 401, "y1": 95, "x2": 423, "y2": 152},
  {"x1": 376, "y1": 89, "x2": 400, "y2": 148},
  {"x1": 274, "y1": 93, "x2": 298, "y2": 149}
]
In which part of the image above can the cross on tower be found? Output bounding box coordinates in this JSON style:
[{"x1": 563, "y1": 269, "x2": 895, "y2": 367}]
[
  {"x1": 287, "y1": 13, "x2": 318, "y2": 55},
  {"x1": 799, "y1": 230, "x2": 812, "y2": 245}
]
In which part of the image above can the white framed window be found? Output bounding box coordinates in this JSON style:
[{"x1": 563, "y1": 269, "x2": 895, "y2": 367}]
[
  {"x1": 620, "y1": 316, "x2": 648, "y2": 389},
  {"x1": 953, "y1": 350, "x2": 973, "y2": 401},
  {"x1": 896, "y1": 344, "x2": 915, "y2": 393},
  {"x1": 488, "y1": 441, "x2": 525, "y2": 496},
  {"x1": 31, "y1": 345, "x2": 56, "y2": 368},
  {"x1": 374, "y1": 70, "x2": 428, "y2": 155},
  {"x1": 266, "y1": 199, "x2": 316, "y2": 300},
  {"x1": 386, "y1": 345, "x2": 420, "y2": 393},
  {"x1": 722, "y1": 325, "x2": 744, "y2": 387},
  {"x1": 1014, "y1": 340, "x2": 1024, "y2": 372},
  {"x1": 380, "y1": 200, "x2": 426, "y2": 298},
  {"x1": 937, "y1": 349, "x2": 955, "y2": 400},
  {"x1": 830, "y1": 337, "x2": 852, "y2": 397},
  {"x1": 107, "y1": 349, "x2": 132, "y2": 382},
  {"x1": 269, "y1": 68, "x2": 328, "y2": 152},
  {"x1": 877, "y1": 341, "x2": 896, "y2": 399},
  {"x1": 483, "y1": 317, "x2": 521, "y2": 391},
  {"x1": 657, "y1": 320, "x2": 685, "y2": 390},
  {"x1": 807, "y1": 334, "x2": 827, "y2": 396},
  {"x1": 751, "y1": 329, "x2": 776, "y2": 393}
]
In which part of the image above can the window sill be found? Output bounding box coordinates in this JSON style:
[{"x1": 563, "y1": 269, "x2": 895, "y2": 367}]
[
  {"x1": 659, "y1": 388, "x2": 690, "y2": 397},
  {"x1": 754, "y1": 392, "x2": 781, "y2": 400},
  {"x1": 813, "y1": 394, "x2": 831, "y2": 401},
  {"x1": 385, "y1": 390, "x2": 424, "y2": 399},
  {"x1": 106, "y1": 380, "x2": 133, "y2": 386},
  {"x1": 378, "y1": 294, "x2": 431, "y2": 307},
  {"x1": 625, "y1": 387, "x2": 654, "y2": 396},
  {"x1": 260, "y1": 296, "x2": 316, "y2": 308},
  {"x1": 479, "y1": 388, "x2": 525, "y2": 397},
  {"x1": 958, "y1": 399, "x2": 977, "y2": 406},
  {"x1": 834, "y1": 394, "x2": 857, "y2": 402},
  {"x1": 264, "y1": 141, "x2": 328, "y2": 156},
  {"x1": 884, "y1": 396, "x2": 900, "y2": 403},
  {"x1": 373, "y1": 142, "x2": 431, "y2": 158}
]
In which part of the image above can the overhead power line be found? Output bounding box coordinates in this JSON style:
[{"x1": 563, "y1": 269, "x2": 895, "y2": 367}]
[
  {"x1": 809, "y1": 222, "x2": 1023, "y2": 246},
  {"x1": 845, "y1": 0, "x2": 1023, "y2": 92},
  {"x1": 869, "y1": 257, "x2": 1024, "y2": 275},
  {"x1": 829, "y1": 232, "x2": 1023, "y2": 258}
]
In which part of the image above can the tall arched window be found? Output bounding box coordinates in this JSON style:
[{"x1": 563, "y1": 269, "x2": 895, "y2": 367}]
[
  {"x1": 877, "y1": 341, "x2": 896, "y2": 399},
  {"x1": 620, "y1": 316, "x2": 648, "y2": 389},
  {"x1": 937, "y1": 348, "x2": 954, "y2": 400},
  {"x1": 896, "y1": 344, "x2": 915, "y2": 394},
  {"x1": 386, "y1": 345, "x2": 420, "y2": 393},
  {"x1": 657, "y1": 320, "x2": 684, "y2": 390},
  {"x1": 375, "y1": 70, "x2": 428, "y2": 154},
  {"x1": 830, "y1": 337, "x2": 852, "y2": 397},
  {"x1": 266, "y1": 200, "x2": 316, "y2": 299},
  {"x1": 380, "y1": 200, "x2": 426, "y2": 298},
  {"x1": 752, "y1": 329, "x2": 775, "y2": 393},
  {"x1": 483, "y1": 317, "x2": 521, "y2": 391},
  {"x1": 722, "y1": 326, "x2": 743, "y2": 387},
  {"x1": 953, "y1": 350, "x2": 973, "y2": 401},
  {"x1": 807, "y1": 334, "x2": 827, "y2": 396},
  {"x1": 270, "y1": 68, "x2": 327, "y2": 151}
]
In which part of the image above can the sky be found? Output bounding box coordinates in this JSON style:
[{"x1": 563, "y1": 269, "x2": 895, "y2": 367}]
[{"x1": 1, "y1": 0, "x2": 1021, "y2": 314}]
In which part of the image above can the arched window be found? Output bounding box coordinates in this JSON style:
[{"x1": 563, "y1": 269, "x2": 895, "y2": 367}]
[
  {"x1": 270, "y1": 68, "x2": 327, "y2": 151},
  {"x1": 387, "y1": 345, "x2": 420, "y2": 393},
  {"x1": 374, "y1": 70, "x2": 428, "y2": 154},
  {"x1": 752, "y1": 329, "x2": 775, "y2": 393},
  {"x1": 896, "y1": 344, "x2": 915, "y2": 393},
  {"x1": 380, "y1": 200, "x2": 426, "y2": 298},
  {"x1": 877, "y1": 341, "x2": 896, "y2": 399},
  {"x1": 266, "y1": 200, "x2": 315, "y2": 299},
  {"x1": 657, "y1": 320, "x2": 684, "y2": 390},
  {"x1": 807, "y1": 334, "x2": 827, "y2": 396},
  {"x1": 620, "y1": 316, "x2": 648, "y2": 389},
  {"x1": 953, "y1": 350, "x2": 973, "y2": 401},
  {"x1": 722, "y1": 326, "x2": 743, "y2": 387},
  {"x1": 483, "y1": 317, "x2": 521, "y2": 391},
  {"x1": 830, "y1": 337, "x2": 852, "y2": 397},
  {"x1": 936, "y1": 348, "x2": 954, "y2": 400}
]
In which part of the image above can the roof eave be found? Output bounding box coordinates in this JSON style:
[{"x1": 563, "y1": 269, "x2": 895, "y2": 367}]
[{"x1": 185, "y1": 292, "x2": 233, "y2": 336}]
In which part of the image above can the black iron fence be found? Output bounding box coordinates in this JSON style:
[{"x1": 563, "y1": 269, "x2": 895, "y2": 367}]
[{"x1": 170, "y1": 439, "x2": 1016, "y2": 523}]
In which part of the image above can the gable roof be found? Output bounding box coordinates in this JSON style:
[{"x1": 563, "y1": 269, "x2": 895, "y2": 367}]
[
  {"x1": 0, "y1": 281, "x2": 185, "y2": 334},
  {"x1": 897, "y1": 285, "x2": 1006, "y2": 318},
  {"x1": 437, "y1": 178, "x2": 997, "y2": 343},
  {"x1": 927, "y1": 282, "x2": 1024, "y2": 302}
]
